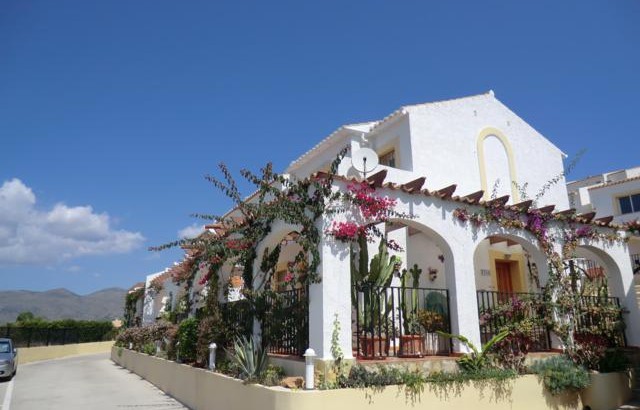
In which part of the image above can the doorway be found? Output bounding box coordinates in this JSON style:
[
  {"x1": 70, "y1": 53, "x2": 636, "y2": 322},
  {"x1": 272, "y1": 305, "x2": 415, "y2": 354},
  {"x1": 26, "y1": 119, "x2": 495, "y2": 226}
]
[{"x1": 496, "y1": 260, "x2": 516, "y2": 293}]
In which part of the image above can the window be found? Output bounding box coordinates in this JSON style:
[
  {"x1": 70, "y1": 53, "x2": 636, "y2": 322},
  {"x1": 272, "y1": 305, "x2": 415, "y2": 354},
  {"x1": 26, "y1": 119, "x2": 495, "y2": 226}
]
[
  {"x1": 379, "y1": 150, "x2": 396, "y2": 168},
  {"x1": 618, "y1": 193, "x2": 640, "y2": 214}
]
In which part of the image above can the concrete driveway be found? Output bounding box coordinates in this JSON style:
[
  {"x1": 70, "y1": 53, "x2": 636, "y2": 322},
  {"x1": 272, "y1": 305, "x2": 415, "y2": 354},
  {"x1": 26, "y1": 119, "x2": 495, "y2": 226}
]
[{"x1": 0, "y1": 352, "x2": 187, "y2": 410}]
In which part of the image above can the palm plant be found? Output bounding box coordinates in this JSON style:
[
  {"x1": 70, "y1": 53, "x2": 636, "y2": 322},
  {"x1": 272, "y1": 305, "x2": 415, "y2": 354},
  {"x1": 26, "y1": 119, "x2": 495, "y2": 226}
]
[{"x1": 437, "y1": 329, "x2": 509, "y2": 372}]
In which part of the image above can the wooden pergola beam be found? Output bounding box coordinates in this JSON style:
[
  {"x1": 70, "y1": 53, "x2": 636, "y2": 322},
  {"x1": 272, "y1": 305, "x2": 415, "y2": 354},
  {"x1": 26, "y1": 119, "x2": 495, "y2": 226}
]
[
  {"x1": 367, "y1": 170, "x2": 388, "y2": 188},
  {"x1": 401, "y1": 177, "x2": 426, "y2": 193},
  {"x1": 434, "y1": 184, "x2": 457, "y2": 199}
]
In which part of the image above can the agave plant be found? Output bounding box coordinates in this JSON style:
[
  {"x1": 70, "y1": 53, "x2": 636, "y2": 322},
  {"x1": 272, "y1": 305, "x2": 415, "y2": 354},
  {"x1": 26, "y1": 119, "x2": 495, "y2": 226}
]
[
  {"x1": 437, "y1": 329, "x2": 509, "y2": 372},
  {"x1": 229, "y1": 336, "x2": 268, "y2": 382}
]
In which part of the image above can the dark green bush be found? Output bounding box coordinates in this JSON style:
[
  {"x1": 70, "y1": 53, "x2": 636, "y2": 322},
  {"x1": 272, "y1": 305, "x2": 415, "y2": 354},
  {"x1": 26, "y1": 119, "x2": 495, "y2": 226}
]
[
  {"x1": 530, "y1": 356, "x2": 590, "y2": 395},
  {"x1": 598, "y1": 349, "x2": 630, "y2": 373},
  {"x1": 142, "y1": 342, "x2": 156, "y2": 356},
  {"x1": 2, "y1": 319, "x2": 115, "y2": 347},
  {"x1": 177, "y1": 317, "x2": 199, "y2": 363}
]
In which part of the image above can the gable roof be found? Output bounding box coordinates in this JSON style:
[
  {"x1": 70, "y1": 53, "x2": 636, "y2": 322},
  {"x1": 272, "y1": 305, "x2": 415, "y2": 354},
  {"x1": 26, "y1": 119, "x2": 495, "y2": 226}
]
[{"x1": 287, "y1": 90, "x2": 565, "y2": 173}]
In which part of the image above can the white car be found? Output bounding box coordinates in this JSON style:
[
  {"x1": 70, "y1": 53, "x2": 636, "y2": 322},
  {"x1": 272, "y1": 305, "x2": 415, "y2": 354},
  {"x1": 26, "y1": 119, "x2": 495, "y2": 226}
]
[{"x1": 0, "y1": 338, "x2": 17, "y2": 380}]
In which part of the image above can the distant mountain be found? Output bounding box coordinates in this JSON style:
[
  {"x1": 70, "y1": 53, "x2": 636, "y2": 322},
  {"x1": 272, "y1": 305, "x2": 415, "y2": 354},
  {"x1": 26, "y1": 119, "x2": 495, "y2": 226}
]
[{"x1": 0, "y1": 287, "x2": 127, "y2": 324}]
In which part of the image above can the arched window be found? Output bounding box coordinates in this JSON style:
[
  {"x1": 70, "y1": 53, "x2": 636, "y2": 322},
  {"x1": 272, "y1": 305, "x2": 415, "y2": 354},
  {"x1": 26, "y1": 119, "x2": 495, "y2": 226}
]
[{"x1": 477, "y1": 128, "x2": 519, "y2": 202}]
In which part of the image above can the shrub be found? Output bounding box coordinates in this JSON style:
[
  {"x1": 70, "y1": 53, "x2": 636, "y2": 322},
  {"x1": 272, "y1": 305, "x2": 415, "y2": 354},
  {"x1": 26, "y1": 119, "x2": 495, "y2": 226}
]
[
  {"x1": 5, "y1": 319, "x2": 115, "y2": 346},
  {"x1": 530, "y1": 356, "x2": 590, "y2": 395},
  {"x1": 142, "y1": 342, "x2": 156, "y2": 356},
  {"x1": 598, "y1": 348, "x2": 629, "y2": 373},
  {"x1": 196, "y1": 310, "x2": 234, "y2": 367},
  {"x1": 260, "y1": 365, "x2": 286, "y2": 386},
  {"x1": 177, "y1": 317, "x2": 199, "y2": 363},
  {"x1": 342, "y1": 364, "x2": 403, "y2": 388},
  {"x1": 426, "y1": 367, "x2": 517, "y2": 385},
  {"x1": 569, "y1": 332, "x2": 608, "y2": 371},
  {"x1": 492, "y1": 333, "x2": 533, "y2": 373},
  {"x1": 438, "y1": 330, "x2": 509, "y2": 372},
  {"x1": 114, "y1": 320, "x2": 176, "y2": 354}
]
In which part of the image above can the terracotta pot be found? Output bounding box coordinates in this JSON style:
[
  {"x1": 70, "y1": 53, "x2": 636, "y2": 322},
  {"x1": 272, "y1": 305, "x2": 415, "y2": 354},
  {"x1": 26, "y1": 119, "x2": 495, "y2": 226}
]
[
  {"x1": 360, "y1": 336, "x2": 389, "y2": 359},
  {"x1": 399, "y1": 334, "x2": 424, "y2": 358}
]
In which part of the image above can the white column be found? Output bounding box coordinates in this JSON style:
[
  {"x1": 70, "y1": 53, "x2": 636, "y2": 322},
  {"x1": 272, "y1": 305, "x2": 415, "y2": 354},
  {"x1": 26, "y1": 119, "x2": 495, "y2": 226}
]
[
  {"x1": 308, "y1": 226, "x2": 353, "y2": 360},
  {"x1": 603, "y1": 240, "x2": 640, "y2": 347},
  {"x1": 445, "y1": 239, "x2": 482, "y2": 353}
]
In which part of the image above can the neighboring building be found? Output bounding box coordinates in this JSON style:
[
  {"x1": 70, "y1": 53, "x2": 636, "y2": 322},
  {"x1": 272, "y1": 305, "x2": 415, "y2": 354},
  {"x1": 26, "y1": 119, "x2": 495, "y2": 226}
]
[
  {"x1": 141, "y1": 270, "x2": 181, "y2": 325},
  {"x1": 134, "y1": 92, "x2": 639, "y2": 366},
  {"x1": 125, "y1": 282, "x2": 145, "y2": 327},
  {"x1": 567, "y1": 165, "x2": 640, "y2": 272},
  {"x1": 567, "y1": 166, "x2": 640, "y2": 224}
]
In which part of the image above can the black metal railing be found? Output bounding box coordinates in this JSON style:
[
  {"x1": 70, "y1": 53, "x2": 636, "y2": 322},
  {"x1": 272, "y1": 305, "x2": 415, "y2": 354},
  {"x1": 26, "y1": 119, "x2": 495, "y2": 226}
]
[
  {"x1": 219, "y1": 299, "x2": 253, "y2": 341},
  {"x1": 477, "y1": 290, "x2": 551, "y2": 351},
  {"x1": 260, "y1": 286, "x2": 308, "y2": 356},
  {"x1": 570, "y1": 258, "x2": 605, "y2": 279},
  {"x1": 575, "y1": 295, "x2": 626, "y2": 347},
  {"x1": 477, "y1": 290, "x2": 627, "y2": 350},
  {"x1": 352, "y1": 285, "x2": 451, "y2": 359},
  {"x1": 631, "y1": 254, "x2": 640, "y2": 274},
  {"x1": 1, "y1": 325, "x2": 115, "y2": 348}
]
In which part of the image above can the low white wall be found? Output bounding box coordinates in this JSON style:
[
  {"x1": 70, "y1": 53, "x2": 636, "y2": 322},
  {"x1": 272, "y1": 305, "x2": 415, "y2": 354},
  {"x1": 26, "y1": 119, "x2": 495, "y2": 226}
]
[
  {"x1": 112, "y1": 347, "x2": 632, "y2": 410},
  {"x1": 18, "y1": 341, "x2": 114, "y2": 364}
]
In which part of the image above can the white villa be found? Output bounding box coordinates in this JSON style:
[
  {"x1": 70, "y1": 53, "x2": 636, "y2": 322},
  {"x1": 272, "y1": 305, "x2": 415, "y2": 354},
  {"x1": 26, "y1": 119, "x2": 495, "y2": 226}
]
[
  {"x1": 133, "y1": 91, "x2": 640, "y2": 369},
  {"x1": 568, "y1": 166, "x2": 640, "y2": 259}
]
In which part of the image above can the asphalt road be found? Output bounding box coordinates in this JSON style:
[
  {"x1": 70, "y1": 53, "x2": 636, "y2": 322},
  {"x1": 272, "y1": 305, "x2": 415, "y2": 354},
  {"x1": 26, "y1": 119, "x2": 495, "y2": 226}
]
[{"x1": 0, "y1": 352, "x2": 187, "y2": 410}]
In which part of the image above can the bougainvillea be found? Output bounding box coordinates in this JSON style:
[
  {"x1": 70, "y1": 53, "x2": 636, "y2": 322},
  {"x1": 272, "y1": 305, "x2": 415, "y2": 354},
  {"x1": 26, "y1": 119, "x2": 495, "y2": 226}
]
[
  {"x1": 327, "y1": 221, "x2": 365, "y2": 241},
  {"x1": 326, "y1": 179, "x2": 413, "y2": 249},
  {"x1": 452, "y1": 197, "x2": 627, "y2": 360}
]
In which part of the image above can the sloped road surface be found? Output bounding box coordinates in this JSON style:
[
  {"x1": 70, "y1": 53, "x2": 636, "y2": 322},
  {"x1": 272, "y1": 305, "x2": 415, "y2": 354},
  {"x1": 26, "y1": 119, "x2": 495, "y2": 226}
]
[{"x1": 0, "y1": 352, "x2": 187, "y2": 410}]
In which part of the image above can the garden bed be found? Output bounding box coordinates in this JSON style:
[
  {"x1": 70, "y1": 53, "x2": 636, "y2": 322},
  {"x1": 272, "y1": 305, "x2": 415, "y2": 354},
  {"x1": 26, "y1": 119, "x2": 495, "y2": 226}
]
[{"x1": 111, "y1": 346, "x2": 632, "y2": 410}]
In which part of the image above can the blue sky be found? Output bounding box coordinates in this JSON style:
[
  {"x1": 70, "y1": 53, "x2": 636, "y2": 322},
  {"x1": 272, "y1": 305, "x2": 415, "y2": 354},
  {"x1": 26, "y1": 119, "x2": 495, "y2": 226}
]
[{"x1": 1, "y1": 1, "x2": 639, "y2": 294}]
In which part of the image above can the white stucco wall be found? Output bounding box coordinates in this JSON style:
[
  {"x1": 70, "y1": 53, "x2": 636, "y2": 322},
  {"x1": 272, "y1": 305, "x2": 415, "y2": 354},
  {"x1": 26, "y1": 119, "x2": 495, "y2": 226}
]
[
  {"x1": 588, "y1": 179, "x2": 640, "y2": 223},
  {"x1": 142, "y1": 271, "x2": 164, "y2": 325},
  {"x1": 406, "y1": 232, "x2": 447, "y2": 289},
  {"x1": 288, "y1": 93, "x2": 570, "y2": 213},
  {"x1": 403, "y1": 93, "x2": 569, "y2": 208}
]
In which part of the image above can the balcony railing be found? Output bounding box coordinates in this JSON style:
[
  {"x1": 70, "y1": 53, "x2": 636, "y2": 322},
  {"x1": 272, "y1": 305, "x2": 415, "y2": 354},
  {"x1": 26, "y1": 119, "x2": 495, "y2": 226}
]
[
  {"x1": 575, "y1": 295, "x2": 626, "y2": 347},
  {"x1": 477, "y1": 290, "x2": 626, "y2": 350},
  {"x1": 259, "y1": 286, "x2": 309, "y2": 357},
  {"x1": 352, "y1": 285, "x2": 451, "y2": 359},
  {"x1": 631, "y1": 254, "x2": 640, "y2": 274},
  {"x1": 477, "y1": 290, "x2": 551, "y2": 351}
]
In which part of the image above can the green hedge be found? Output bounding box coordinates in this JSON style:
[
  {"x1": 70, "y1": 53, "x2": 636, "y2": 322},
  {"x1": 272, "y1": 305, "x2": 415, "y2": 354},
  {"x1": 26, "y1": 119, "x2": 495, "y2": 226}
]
[{"x1": 1, "y1": 320, "x2": 115, "y2": 347}]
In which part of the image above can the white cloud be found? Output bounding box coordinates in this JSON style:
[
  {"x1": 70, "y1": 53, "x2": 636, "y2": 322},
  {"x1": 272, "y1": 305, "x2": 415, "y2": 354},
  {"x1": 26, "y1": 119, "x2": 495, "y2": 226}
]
[
  {"x1": 0, "y1": 178, "x2": 145, "y2": 265},
  {"x1": 178, "y1": 223, "x2": 203, "y2": 239}
]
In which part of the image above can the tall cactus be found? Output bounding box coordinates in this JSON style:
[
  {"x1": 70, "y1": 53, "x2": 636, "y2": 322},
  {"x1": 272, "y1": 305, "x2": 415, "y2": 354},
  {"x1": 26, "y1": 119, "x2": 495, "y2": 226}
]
[
  {"x1": 401, "y1": 264, "x2": 422, "y2": 334},
  {"x1": 351, "y1": 237, "x2": 400, "y2": 335}
]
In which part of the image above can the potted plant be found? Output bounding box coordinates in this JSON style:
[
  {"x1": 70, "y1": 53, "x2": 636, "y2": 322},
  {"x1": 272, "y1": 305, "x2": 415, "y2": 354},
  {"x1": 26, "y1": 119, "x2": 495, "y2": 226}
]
[
  {"x1": 417, "y1": 309, "x2": 445, "y2": 355},
  {"x1": 399, "y1": 264, "x2": 423, "y2": 357}
]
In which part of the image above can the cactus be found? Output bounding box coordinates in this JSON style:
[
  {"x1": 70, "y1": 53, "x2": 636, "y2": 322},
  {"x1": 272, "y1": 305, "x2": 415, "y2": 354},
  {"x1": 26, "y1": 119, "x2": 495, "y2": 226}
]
[
  {"x1": 401, "y1": 264, "x2": 422, "y2": 334},
  {"x1": 351, "y1": 237, "x2": 400, "y2": 336}
]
